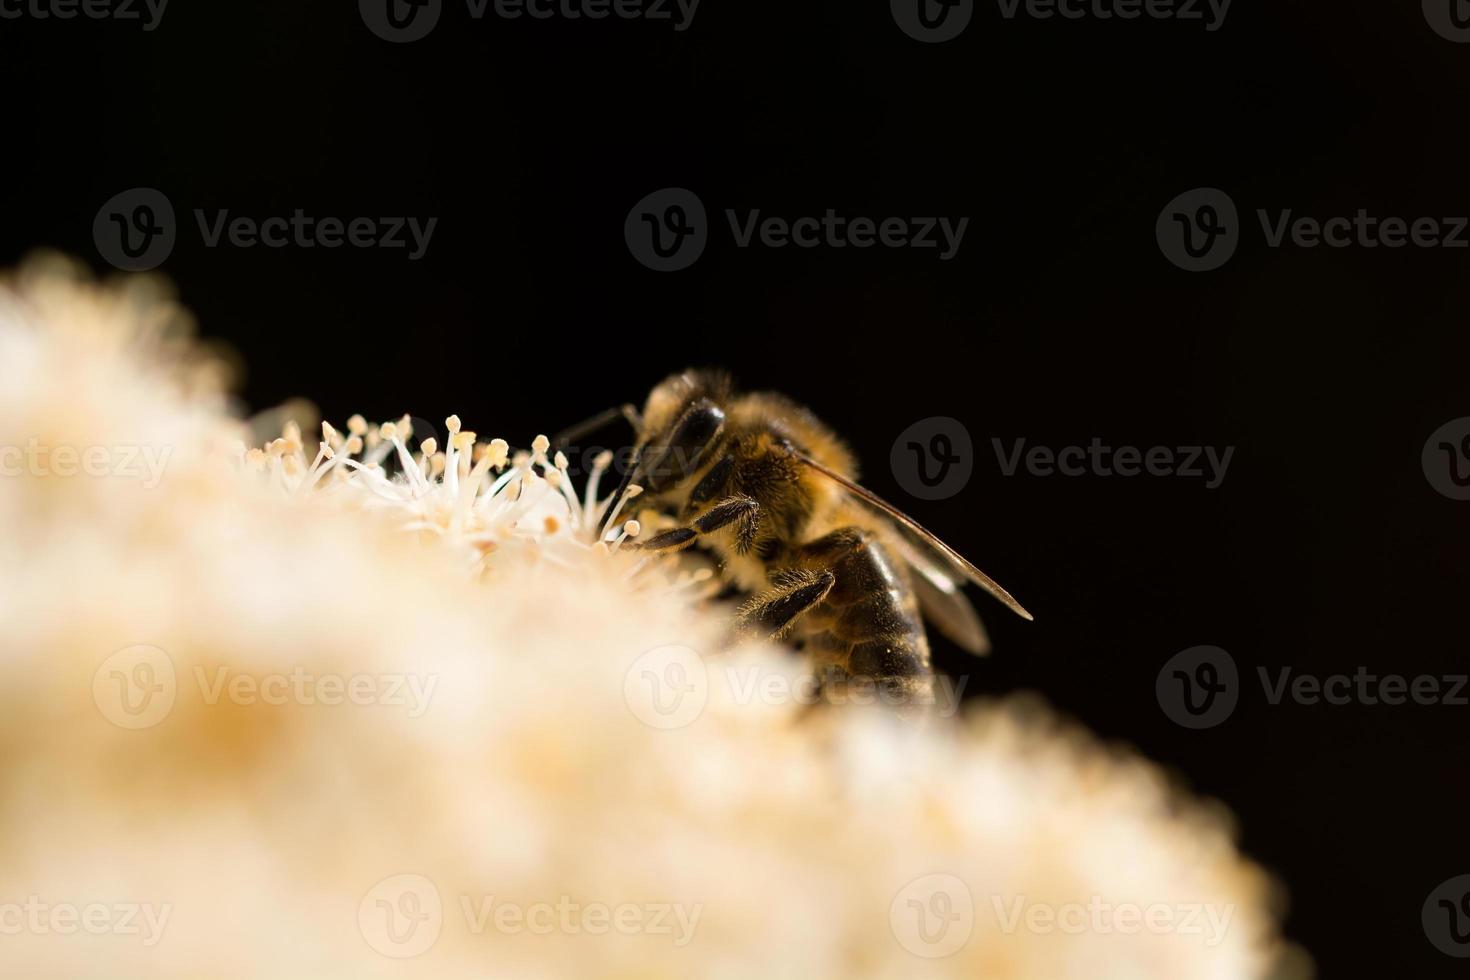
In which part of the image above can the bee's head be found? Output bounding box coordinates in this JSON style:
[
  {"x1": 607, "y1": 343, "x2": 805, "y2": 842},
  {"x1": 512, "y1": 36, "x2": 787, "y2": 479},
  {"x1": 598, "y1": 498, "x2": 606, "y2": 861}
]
[
  {"x1": 629, "y1": 370, "x2": 730, "y2": 492},
  {"x1": 597, "y1": 370, "x2": 735, "y2": 537},
  {"x1": 641, "y1": 369, "x2": 732, "y2": 438}
]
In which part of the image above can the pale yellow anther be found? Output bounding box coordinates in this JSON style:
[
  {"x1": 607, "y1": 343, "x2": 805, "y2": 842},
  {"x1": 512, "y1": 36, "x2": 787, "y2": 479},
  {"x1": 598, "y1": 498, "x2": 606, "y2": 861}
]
[
  {"x1": 488, "y1": 438, "x2": 510, "y2": 468},
  {"x1": 593, "y1": 450, "x2": 614, "y2": 469},
  {"x1": 321, "y1": 442, "x2": 335, "y2": 461},
  {"x1": 623, "y1": 519, "x2": 641, "y2": 537},
  {"x1": 346, "y1": 414, "x2": 368, "y2": 436},
  {"x1": 532, "y1": 434, "x2": 551, "y2": 455},
  {"x1": 322, "y1": 421, "x2": 339, "y2": 444},
  {"x1": 446, "y1": 414, "x2": 462, "y2": 435},
  {"x1": 420, "y1": 437, "x2": 438, "y2": 457},
  {"x1": 380, "y1": 422, "x2": 398, "y2": 440},
  {"x1": 553, "y1": 451, "x2": 569, "y2": 470},
  {"x1": 451, "y1": 431, "x2": 475, "y2": 452},
  {"x1": 345, "y1": 436, "x2": 363, "y2": 454}
]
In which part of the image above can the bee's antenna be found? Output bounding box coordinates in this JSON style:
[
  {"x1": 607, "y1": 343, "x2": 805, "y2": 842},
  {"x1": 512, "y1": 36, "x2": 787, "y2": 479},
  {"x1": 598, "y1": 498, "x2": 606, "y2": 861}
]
[{"x1": 552, "y1": 404, "x2": 642, "y2": 451}]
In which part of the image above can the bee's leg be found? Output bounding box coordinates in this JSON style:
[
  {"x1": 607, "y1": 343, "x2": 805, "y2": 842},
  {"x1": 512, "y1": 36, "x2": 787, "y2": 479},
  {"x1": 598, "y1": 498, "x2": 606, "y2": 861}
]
[
  {"x1": 736, "y1": 568, "x2": 836, "y2": 640},
  {"x1": 633, "y1": 495, "x2": 760, "y2": 554}
]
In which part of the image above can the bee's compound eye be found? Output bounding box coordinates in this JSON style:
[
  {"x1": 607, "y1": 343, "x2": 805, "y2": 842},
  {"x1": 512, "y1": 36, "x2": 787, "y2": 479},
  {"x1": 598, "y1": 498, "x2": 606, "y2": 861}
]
[{"x1": 643, "y1": 400, "x2": 725, "y2": 491}]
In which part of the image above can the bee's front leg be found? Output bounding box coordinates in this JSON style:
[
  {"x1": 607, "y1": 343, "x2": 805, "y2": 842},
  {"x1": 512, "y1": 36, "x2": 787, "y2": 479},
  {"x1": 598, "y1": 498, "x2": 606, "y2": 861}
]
[{"x1": 631, "y1": 495, "x2": 760, "y2": 554}]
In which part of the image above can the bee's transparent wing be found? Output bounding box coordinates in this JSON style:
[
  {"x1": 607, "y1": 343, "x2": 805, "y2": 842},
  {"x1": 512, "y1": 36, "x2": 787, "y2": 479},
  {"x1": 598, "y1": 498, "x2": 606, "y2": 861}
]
[
  {"x1": 791, "y1": 450, "x2": 1034, "y2": 623},
  {"x1": 889, "y1": 534, "x2": 991, "y2": 656}
]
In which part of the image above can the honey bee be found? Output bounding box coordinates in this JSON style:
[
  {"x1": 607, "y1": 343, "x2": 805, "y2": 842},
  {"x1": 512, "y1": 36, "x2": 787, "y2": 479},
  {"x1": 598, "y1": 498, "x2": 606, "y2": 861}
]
[{"x1": 557, "y1": 369, "x2": 1032, "y2": 711}]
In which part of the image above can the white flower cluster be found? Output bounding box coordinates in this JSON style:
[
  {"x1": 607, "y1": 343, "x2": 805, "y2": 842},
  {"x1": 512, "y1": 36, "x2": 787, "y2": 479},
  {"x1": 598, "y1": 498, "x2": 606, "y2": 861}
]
[{"x1": 0, "y1": 257, "x2": 1303, "y2": 979}]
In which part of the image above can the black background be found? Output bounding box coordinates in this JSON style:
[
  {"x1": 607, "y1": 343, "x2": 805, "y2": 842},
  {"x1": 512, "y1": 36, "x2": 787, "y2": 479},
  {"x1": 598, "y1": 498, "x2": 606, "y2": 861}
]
[{"x1": 5, "y1": 0, "x2": 1470, "y2": 975}]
